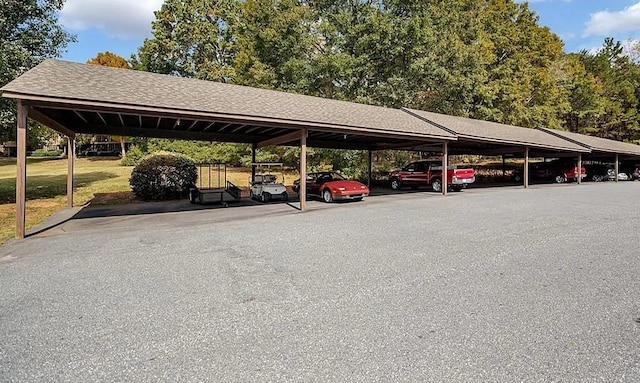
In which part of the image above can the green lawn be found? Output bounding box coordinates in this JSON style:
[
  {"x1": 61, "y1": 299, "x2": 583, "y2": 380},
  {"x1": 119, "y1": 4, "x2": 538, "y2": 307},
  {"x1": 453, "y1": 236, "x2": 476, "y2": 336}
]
[
  {"x1": 0, "y1": 157, "x2": 134, "y2": 244},
  {"x1": 0, "y1": 158, "x2": 300, "y2": 245}
]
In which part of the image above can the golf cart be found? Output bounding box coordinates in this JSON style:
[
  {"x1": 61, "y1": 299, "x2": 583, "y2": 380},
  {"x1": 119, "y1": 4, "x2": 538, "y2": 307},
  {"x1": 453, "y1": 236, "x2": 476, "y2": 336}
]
[{"x1": 249, "y1": 163, "x2": 289, "y2": 203}]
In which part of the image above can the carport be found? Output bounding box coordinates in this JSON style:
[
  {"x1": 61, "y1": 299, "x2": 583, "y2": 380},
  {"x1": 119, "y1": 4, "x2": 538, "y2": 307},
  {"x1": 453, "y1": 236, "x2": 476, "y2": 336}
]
[
  {"x1": 401, "y1": 108, "x2": 591, "y2": 188},
  {"x1": 1, "y1": 60, "x2": 456, "y2": 238},
  {"x1": 538, "y1": 127, "x2": 640, "y2": 181}
]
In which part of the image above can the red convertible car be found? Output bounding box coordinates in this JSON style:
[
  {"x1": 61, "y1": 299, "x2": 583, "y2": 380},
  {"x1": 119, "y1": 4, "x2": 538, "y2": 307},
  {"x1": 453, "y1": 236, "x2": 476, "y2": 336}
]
[{"x1": 292, "y1": 171, "x2": 369, "y2": 202}]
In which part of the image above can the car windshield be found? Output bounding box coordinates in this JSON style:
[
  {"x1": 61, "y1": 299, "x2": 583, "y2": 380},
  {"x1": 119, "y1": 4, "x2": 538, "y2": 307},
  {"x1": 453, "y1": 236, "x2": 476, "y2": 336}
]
[{"x1": 314, "y1": 172, "x2": 346, "y2": 182}]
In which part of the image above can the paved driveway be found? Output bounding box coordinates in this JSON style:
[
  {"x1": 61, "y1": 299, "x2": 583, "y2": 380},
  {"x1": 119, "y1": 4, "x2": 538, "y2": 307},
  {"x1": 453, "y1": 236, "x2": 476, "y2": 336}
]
[{"x1": 1, "y1": 183, "x2": 639, "y2": 382}]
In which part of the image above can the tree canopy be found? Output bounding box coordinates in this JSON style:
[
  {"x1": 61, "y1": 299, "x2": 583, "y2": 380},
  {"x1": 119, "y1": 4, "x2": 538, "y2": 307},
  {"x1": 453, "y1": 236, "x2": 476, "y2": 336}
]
[
  {"x1": 0, "y1": 0, "x2": 75, "y2": 144},
  {"x1": 134, "y1": 0, "x2": 640, "y2": 144}
]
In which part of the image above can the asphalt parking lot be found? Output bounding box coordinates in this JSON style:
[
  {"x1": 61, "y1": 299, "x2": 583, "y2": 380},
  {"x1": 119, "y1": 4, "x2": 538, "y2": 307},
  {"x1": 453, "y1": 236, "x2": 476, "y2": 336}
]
[{"x1": 1, "y1": 183, "x2": 639, "y2": 382}]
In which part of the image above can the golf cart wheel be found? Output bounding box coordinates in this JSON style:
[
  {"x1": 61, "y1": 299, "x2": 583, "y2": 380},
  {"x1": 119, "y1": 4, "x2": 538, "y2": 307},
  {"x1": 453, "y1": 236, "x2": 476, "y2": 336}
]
[
  {"x1": 281, "y1": 192, "x2": 289, "y2": 201},
  {"x1": 262, "y1": 192, "x2": 271, "y2": 202},
  {"x1": 322, "y1": 189, "x2": 333, "y2": 203}
]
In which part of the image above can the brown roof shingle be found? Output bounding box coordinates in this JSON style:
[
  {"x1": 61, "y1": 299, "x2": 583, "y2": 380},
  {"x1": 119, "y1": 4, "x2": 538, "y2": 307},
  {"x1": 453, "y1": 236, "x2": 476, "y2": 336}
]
[
  {"x1": 403, "y1": 108, "x2": 589, "y2": 152},
  {"x1": 1, "y1": 60, "x2": 455, "y2": 140},
  {"x1": 537, "y1": 128, "x2": 640, "y2": 157}
]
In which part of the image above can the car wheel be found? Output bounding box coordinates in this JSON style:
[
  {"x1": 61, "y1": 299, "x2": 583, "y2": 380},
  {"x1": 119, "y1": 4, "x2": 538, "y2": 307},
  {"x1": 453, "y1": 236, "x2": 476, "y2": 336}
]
[
  {"x1": 554, "y1": 175, "x2": 566, "y2": 183},
  {"x1": 592, "y1": 175, "x2": 603, "y2": 182},
  {"x1": 281, "y1": 192, "x2": 288, "y2": 201},
  {"x1": 261, "y1": 192, "x2": 271, "y2": 202},
  {"x1": 390, "y1": 179, "x2": 401, "y2": 190},
  {"x1": 322, "y1": 189, "x2": 333, "y2": 203},
  {"x1": 432, "y1": 178, "x2": 442, "y2": 192}
]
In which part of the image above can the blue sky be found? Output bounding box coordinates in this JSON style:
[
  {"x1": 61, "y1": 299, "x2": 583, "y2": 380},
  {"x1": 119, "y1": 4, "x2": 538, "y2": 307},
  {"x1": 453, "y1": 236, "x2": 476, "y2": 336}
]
[{"x1": 59, "y1": 0, "x2": 640, "y2": 63}]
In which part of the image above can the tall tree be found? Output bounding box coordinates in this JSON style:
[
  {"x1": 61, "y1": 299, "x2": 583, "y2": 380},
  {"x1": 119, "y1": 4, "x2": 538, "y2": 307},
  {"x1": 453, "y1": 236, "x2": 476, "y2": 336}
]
[
  {"x1": 132, "y1": 0, "x2": 237, "y2": 82},
  {"x1": 233, "y1": 0, "x2": 315, "y2": 92},
  {"x1": 578, "y1": 39, "x2": 640, "y2": 141},
  {"x1": 87, "y1": 51, "x2": 132, "y2": 155},
  {"x1": 0, "y1": 0, "x2": 75, "y2": 144}
]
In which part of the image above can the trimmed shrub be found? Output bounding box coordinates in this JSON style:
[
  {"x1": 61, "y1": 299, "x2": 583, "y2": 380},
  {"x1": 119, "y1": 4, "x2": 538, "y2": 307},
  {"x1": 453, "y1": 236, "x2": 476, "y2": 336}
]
[
  {"x1": 129, "y1": 153, "x2": 197, "y2": 201},
  {"x1": 120, "y1": 145, "x2": 146, "y2": 166},
  {"x1": 32, "y1": 149, "x2": 62, "y2": 157}
]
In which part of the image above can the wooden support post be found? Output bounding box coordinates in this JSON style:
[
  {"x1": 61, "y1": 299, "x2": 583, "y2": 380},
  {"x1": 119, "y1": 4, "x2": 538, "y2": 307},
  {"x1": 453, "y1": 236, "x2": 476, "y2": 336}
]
[
  {"x1": 524, "y1": 147, "x2": 530, "y2": 189},
  {"x1": 251, "y1": 143, "x2": 257, "y2": 184},
  {"x1": 67, "y1": 137, "x2": 75, "y2": 207},
  {"x1": 577, "y1": 153, "x2": 582, "y2": 185},
  {"x1": 502, "y1": 155, "x2": 506, "y2": 181},
  {"x1": 16, "y1": 100, "x2": 27, "y2": 239},
  {"x1": 442, "y1": 142, "x2": 448, "y2": 196},
  {"x1": 300, "y1": 129, "x2": 307, "y2": 211},
  {"x1": 367, "y1": 149, "x2": 373, "y2": 187},
  {"x1": 615, "y1": 154, "x2": 619, "y2": 183}
]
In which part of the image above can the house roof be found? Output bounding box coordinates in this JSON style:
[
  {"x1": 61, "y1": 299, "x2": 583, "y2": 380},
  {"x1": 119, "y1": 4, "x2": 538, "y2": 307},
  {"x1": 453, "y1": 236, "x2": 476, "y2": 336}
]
[
  {"x1": 402, "y1": 108, "x2": 589, "y2": 153},
  {"x1": 537, "y1": 128, "x2": 640, "y2": 157},
  {"x1": 1, "y1": 60, "x2": 455, "y2": 148}
]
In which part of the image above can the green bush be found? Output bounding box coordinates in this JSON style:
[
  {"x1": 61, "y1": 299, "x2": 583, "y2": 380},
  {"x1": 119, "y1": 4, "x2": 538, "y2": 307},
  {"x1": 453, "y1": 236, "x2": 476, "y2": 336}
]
[
  {"x1": 31, "y1": 149, "x2": 62, "y2": 157},
  {"x1": 129, "y1": 153, "x2": 197, "y2": 201},
  {"x1": 120, "y1": 145, "x2": 146, "y2": 166}
]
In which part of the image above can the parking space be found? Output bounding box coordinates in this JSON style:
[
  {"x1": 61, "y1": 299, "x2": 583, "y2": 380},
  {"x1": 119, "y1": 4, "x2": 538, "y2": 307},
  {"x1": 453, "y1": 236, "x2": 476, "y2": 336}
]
[{"x1": 2, "y1": 182, "x2": 639, "y2": 381}]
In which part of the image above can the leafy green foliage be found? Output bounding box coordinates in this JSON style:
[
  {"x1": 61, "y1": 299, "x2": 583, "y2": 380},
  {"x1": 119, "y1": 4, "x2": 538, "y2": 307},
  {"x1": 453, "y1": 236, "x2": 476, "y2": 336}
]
[
  {"x1": 31, "y1": 149, "x2": 62, "y2": 157},
  {"x1": 120, "y1": 145, "x2": 146, "y2": 166},
  {"x1": 129, "y1": 153, "x2": 197, "y2": 201},
  {"x1": 132, "y1": 0, "x2": 237, "y2": 81},
  {"x1": 0, "y1": 0, "x2": 75, "y2": 143}
]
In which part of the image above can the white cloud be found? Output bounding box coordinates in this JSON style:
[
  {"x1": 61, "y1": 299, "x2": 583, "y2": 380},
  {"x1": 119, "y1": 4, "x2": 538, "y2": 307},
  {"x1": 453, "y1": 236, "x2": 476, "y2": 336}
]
[
  {"x1": 584, "y1": 2, "x2": 640, "y2": 37},
  {"x1": 60, "y1": 0, "x2": 163, "y2": 39}
]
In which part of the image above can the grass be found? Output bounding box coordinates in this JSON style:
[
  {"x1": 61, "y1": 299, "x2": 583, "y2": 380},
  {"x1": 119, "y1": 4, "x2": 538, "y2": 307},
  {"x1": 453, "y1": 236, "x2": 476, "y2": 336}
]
[{"x1": 0, "y1": 158, "x2": 300, "y2": 245}]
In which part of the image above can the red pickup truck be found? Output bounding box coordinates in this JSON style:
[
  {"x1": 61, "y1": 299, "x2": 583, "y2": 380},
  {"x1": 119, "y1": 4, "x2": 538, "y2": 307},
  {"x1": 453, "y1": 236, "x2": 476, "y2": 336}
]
[{"x1": 389, "y1": 160, "x2": 475, "y2": 192}]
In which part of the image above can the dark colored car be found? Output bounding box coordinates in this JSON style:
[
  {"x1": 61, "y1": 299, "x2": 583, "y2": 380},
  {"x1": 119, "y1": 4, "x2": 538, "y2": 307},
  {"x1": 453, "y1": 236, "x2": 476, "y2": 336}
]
[
  {"x1": 620, "y1": 164, "x2": 640, "y2": 181},
  {"x1": 292, "y1": 171, "x2": 369, "y2": 202},
  {"x1": 584, "y1": 164, "x2": 615, "y2": 182},
  {"x1": 512, "y1": 160, "x2": 587, "y2": 183}
]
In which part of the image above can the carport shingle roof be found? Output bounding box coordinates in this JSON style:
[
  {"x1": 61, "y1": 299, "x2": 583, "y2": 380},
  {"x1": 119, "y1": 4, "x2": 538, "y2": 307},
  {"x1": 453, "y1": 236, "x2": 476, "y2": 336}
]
[
  {"x1": 0, "y1": 60, "x2": 455, "y2": 140},
  {"x1": 537, "y1": 128, "x2": 640, "y2": 157},
  {"x1": 403, "y1": 108, "x2": 589, "y2": 152}
]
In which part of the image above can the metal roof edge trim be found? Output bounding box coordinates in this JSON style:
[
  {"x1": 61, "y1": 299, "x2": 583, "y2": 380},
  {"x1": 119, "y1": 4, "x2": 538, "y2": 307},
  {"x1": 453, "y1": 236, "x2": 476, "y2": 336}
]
[
  {"x1": 400, "y1": 107, "x2": 458, "y2": 136},
  {"x1": 4, "y1": 91, "x2": 457, "y2": 141}
]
